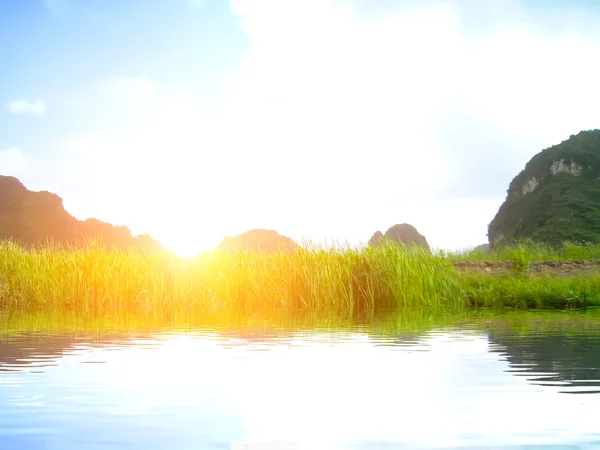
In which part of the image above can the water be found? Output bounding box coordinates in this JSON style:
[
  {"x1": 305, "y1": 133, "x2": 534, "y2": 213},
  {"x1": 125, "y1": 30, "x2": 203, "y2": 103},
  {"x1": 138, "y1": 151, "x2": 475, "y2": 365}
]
[{"x1": 1, "y1": 312, "x2": 600, "y2": 449}]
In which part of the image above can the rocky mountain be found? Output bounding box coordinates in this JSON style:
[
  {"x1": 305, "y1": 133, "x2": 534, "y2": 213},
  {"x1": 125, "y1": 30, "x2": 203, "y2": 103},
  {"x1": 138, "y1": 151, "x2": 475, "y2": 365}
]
[
  {"x1": 216, "y1": 229, "x2": 298, "y2": 253},
  {"x1": 488, "y1": 130, "x2": 600, "y2": 247},
  {"x1": 0, "y1": 175, "x2": 162, "y2": 250},
  {"x1": 473, "y1": 243, "x2": 490, "y2": 253},
  {"x1": 368, "y1": 224, "x2": 431, "y2": 252}
]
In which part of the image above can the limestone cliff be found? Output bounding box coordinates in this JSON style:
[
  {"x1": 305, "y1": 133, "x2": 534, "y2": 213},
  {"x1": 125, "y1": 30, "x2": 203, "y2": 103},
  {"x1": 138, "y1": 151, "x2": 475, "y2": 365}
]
[
  {"x1": 368, "y1": 224, "x2": 430, "y2": 252},
  {"x1": 488, "y1": 130, "x2": 600, "y2": 246}
]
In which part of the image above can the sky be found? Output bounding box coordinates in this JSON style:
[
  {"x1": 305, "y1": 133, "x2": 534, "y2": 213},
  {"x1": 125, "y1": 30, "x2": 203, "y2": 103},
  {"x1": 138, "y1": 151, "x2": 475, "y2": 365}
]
[{"x1": 1, "y1": 0, "x2": 600, "y2": 256}]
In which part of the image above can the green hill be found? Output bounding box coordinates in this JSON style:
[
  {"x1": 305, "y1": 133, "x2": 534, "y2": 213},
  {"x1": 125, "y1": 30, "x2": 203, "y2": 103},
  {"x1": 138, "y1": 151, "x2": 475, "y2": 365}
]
[
  {"x1": 488, "y1": 130, "x2": 600, "y2": 247},
  {"x1": 368, "y1": 224, "x2": 431, "y2": 252}
]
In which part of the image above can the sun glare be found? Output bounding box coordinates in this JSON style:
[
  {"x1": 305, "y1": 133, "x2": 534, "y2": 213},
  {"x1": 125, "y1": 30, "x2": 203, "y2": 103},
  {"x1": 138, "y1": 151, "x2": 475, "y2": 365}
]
[{"x1": 160, "y1": 231, "x2": 219, "y2": 258}]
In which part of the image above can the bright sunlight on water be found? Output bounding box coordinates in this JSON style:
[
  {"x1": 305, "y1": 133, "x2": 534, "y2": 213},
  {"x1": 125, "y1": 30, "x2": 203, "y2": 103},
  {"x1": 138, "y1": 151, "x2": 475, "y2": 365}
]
[{"x1": 1, "y1": 313, "x2": 600, "y2": 449}]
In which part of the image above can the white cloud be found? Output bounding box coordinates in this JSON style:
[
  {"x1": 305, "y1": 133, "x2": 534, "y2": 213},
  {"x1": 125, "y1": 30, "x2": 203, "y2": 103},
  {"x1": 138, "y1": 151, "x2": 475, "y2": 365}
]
[
  {"x1": 221, "y1": 0, "x2": 600, "y2": 246},
  {"x1": 98, "y1": 76, "x2": 157, "y2": 104},
  {"x1": 39, "y1": 83, "x2": 224, "y2": 254},
  {"x1": 0, "y1": 147, "x2": 30, "y2": 179},
  {"x1": 7, "y1": 99, "x2": 46, "y2": 116},
  {"x1": 29, "y1": 1, "x2": 600, "y2": 254}
]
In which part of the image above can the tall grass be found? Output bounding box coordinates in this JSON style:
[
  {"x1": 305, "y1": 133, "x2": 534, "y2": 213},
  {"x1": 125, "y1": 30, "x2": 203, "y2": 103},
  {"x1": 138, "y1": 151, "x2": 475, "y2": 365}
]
[
  {"x1": 464, "y1": 273, "x2": 600, "y2": 309},
  {"x1": 450, "y1": 241, "x2": 600, "y2": 309},
  {"x1": 3, "y1": 240, "x2": 600, "y2": 318},
  {"x1": 0, "y1": 240, "x2": 467, "y2": 317},
  {"x1": 448, "y1": 240, "x2": 600, "y2": 262}
]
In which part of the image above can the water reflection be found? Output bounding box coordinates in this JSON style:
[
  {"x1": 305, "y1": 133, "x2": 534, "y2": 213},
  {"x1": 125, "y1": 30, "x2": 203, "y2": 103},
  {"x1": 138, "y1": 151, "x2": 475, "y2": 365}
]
[
  {"x1": 488, "y1": 332, "x2": 600, "y2": 394},
  {"x1": 0, "y1": 317, "x2": 600, "y2": 449},
  {"x1": 0, "y1": 333, "x2": 148, "y2": 373}
]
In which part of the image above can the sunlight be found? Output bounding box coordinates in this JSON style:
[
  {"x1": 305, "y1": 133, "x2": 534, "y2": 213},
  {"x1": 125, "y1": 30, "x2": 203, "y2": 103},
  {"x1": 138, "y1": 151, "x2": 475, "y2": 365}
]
[
  {"x1": 162, "y1": 233, "x2": 219, "y2": 258},
  {"x1": 4, "y1": 0, "x2": 600, "y2": 448},
  {"x1": 149, "y1": 221, "x2": 223, "y2": 257}
]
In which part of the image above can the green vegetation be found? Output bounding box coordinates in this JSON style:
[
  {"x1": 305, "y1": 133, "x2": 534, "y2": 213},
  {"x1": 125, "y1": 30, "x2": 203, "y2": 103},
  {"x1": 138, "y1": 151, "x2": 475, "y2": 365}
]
[
  {"x1": 2, "y1": 240, "x2": 600, "y2": 320},
  {"x1": 368, "y1": 223, "x2": 431, "y2": 252},
  {"x1": 465, "y1": 274, "x2": 600, "y2": 309},
  {"x1": 0, "y1": 240, "x2": 467, "y2": 318},
  {"x1": 448, "y1": 240, "x2": 600, "y2": 262},
  {"x1": 489, "y1": 129, "x2": 600, "y2": 247},
  {"x1": 448, "y1": 241, "x2": 600, "y2": 309}
]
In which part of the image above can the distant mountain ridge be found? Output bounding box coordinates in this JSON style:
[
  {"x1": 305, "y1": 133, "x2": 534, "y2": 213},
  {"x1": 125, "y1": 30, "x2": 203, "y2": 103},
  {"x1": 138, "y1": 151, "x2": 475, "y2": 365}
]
[
  {"x1": 0, "y1": 176, "x2": 162, "y2": 250},
  {"x1": 216, "y1": 229, "x2": 298, "y2": 253},
  {"x1": 368, "y1": 224, "x2": 431, "y2": 252},
  {"x1": 1, "y1": 176, "x2": 433, "y2": 255},
  {"x1": 489, "y1": 130, "x2": 600, "y2": 247}
]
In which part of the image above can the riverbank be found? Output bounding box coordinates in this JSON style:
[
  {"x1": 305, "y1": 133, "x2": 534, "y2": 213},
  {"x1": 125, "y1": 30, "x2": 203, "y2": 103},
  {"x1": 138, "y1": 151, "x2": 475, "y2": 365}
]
[
  {"x1": 453, "y1": 259, "x2": 600, "y2": 276},
  {"x1": 1, "y1": 240, "x2": 600, "y2": 316},
  {"x1": 2, "y1": 307, "x2": 600, "y2": 335}
]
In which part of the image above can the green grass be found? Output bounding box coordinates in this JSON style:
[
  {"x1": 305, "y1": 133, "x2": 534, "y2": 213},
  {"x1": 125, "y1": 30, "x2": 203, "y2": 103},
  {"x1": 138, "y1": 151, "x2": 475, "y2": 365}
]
[
  {"x1": 448, "y1": 240, "x2": 600, "y2": 262},
  {"x1": 2, "y1": 240, "x2": 600, "y2": 319},
  {"x1": 449, "y1": 241, "x2": 600, "y2": 309},
  {"x1": 464, "y1": 273, "x2": 600, "y2": 309},
  {"x1": 0, "y1": 240, "x2": 467, "y2": 318}
]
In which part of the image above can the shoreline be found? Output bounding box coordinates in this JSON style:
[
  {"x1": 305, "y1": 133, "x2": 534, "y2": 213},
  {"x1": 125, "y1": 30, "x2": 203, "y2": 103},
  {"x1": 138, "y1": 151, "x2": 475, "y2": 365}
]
[
  {"x1": 452, "y1": 259, "x2": 600, "y2": 277},
  {"x1": 2, "y1": 241, "x2": 600, "y2": 314}
]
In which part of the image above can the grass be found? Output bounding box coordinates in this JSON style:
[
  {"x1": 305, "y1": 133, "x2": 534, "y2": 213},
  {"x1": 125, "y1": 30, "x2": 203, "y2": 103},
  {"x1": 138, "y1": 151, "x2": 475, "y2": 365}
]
[
  {"x1": 2, "y1": 240, "x2": 600, "y2": 319},
  {"x1": 447, "y1": 240, "x2": 600, "y2": 262},
  {"x1": 0, "y1": 240, "x2": 467, "y2": 318},
  {"x1": 464, "y1": 273, "x2": 600, "y2": 309},
  {"x1": 449, "y1": 241, "x2": 600, "y2": 309}
]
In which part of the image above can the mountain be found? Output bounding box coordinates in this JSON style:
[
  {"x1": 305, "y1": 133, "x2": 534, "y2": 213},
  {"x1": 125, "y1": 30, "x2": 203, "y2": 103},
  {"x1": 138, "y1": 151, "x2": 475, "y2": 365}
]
[
  {"x1": 216, "y1": 229, "x2": 298, "y2": 253},
  {"x1": 368, "y1": 224, "x2": 431, "y2": 252},
  {"x1": 0, "y1": 175, "x2": 162, "y2": 250},
  {"x1": 473, "y1": 243, "x2": 490, "y2": 253},
  {"x1": 488, "y1": 130, "x2": 600, "y2": 247},
  {"x1": 0, "y1": 176, "x2": 77, "y2": 245}
]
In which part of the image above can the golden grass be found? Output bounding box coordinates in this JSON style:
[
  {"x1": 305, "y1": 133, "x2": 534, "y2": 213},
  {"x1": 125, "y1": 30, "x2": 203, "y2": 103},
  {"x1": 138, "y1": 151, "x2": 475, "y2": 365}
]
[
  {"x1": 0, "y1": 240, "x2": 467, "y2": 317},
  {"x1": 3, "y1": 240, "x2": 600, "y2": 319}
]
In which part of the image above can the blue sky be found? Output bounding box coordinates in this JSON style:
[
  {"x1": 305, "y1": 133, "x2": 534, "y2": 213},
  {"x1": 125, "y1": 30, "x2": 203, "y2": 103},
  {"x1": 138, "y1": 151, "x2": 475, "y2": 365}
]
[
  {"x1": 2, "y1": 0, "x2": 600, "y2": 255},
  {"x1": 1, "y1": 0, "x2": 247, "y2": 150}
]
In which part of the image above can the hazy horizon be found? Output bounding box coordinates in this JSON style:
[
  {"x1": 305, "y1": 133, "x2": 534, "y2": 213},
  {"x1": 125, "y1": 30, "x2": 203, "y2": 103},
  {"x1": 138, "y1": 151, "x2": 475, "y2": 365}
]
[{"x1": 2, "y1": 0, "x2": 600, "y2": 256}]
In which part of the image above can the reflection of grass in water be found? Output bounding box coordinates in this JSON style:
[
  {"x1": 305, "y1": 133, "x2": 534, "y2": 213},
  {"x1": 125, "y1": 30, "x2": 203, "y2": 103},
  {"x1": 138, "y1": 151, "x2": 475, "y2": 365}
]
[
  {"x1": 375, "y1": 309, "x2": 600, "y2": 337},
  {"x1": 0, "y1": 309, "x2": 464, "y2": 335},
  {"x1": 3, "y1": 308, "x2": 599, "y2": 337},
  {"x1": 471, "y1": 308, "x2": 600, "y2": 335}
]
